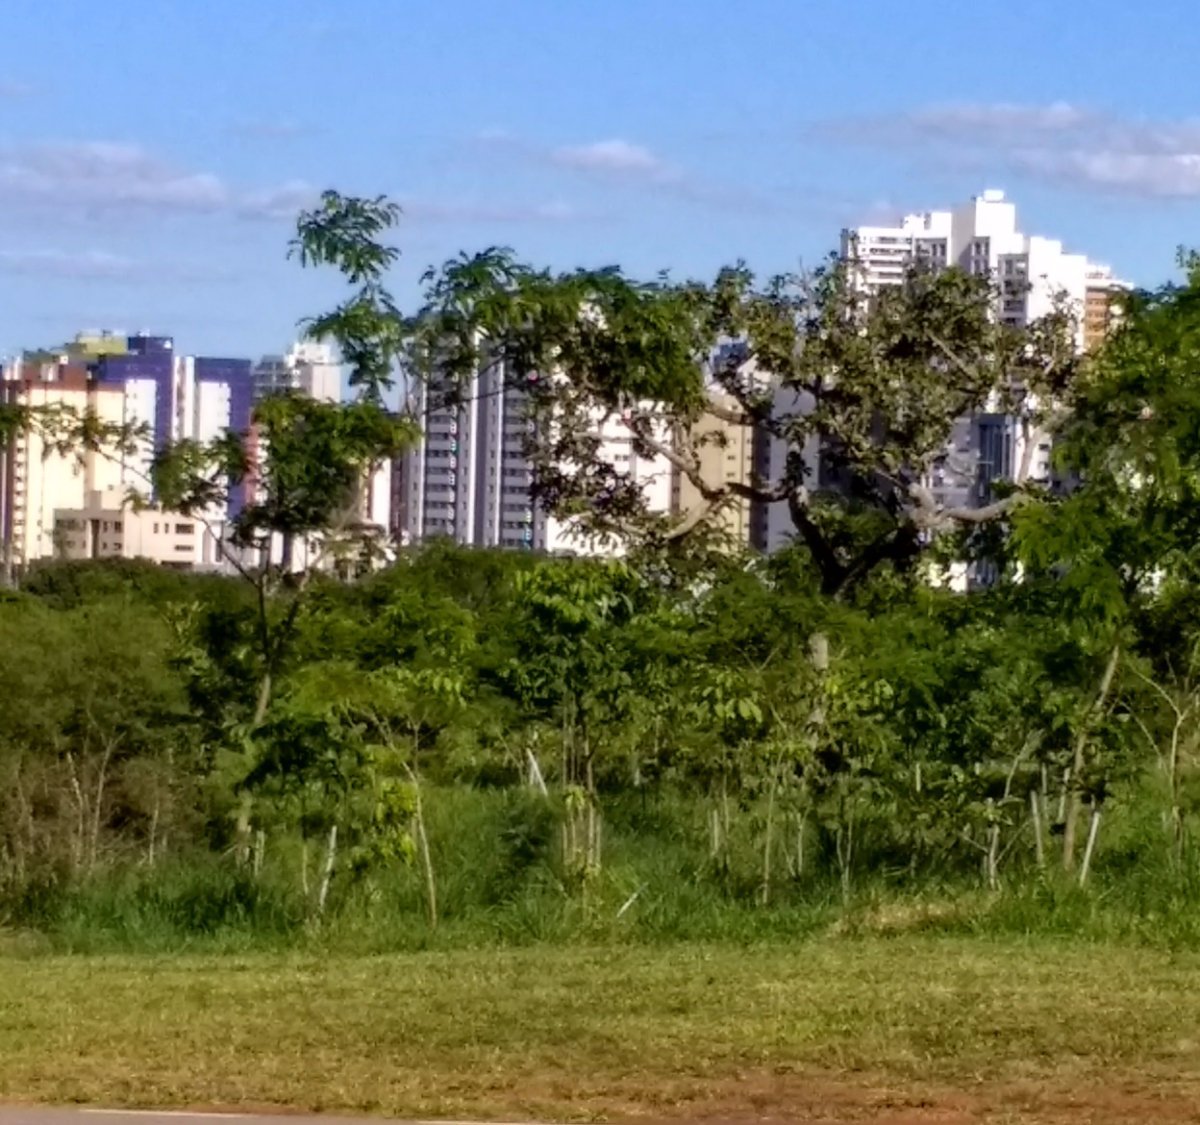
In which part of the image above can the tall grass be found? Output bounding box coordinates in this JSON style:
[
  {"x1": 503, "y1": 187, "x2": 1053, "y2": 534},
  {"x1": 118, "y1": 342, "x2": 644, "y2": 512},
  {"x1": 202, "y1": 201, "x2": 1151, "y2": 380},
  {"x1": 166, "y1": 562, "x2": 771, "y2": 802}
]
[{"x1": 7, "y1": 784, "x2": 1200, "y2": 954}]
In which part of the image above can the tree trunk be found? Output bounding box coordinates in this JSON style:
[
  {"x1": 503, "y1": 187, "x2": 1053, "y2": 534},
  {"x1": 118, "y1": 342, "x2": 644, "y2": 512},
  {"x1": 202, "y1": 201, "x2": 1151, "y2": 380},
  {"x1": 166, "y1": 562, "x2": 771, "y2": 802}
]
[
  {"x1": 147, "y1": 799, "x2": 160, "y2": 867},
  {"x1": 1169, "y1": 720, "x2": 1185, "y2": 869},
  {"x1": 585, "y1": 755, "x2": 601, "y2": 874},
  {"x1": 253, "y1": 670, "x2": 273, "y2": 725},
  {"x1": 1078, "y1": 806, "x2": 1102, "y2": 887},
  {"x1": 1030, "y1": 790, "x2": 1045, "y2": 869},
  {"x1": 760, "y1": 762, "x2": 779, "y2": 907},
  {"x1": 316, "y1": 823, "x2": 338, "y2": 916},
  {"x1": 412, "y1": 786, "x2": 438, "y2": 930},
  {"x1": 526, "y1": 748, "x2": 548, "y2": 795},
  {"x1": 835, "y1": 812, "x2": 853, "y2": 905},
  {"x1": 1063, "y1": 646, "x2": 1119, "y2": 871},
  {"x1": 985, "y1": 798, "x2": 1000, "y2": 892},
  {"x1": 795, "y1": 811, "x2": 806, "y2": 880},
  {"x1": 64, "y1": 752, "x2": 86, "y2": 873},
  {"x1": 235, "y1": 791, "x2": 253, "y2": 867},
  {"x1": 89, "y1": 742, "x2": 115, "y2": 872}
]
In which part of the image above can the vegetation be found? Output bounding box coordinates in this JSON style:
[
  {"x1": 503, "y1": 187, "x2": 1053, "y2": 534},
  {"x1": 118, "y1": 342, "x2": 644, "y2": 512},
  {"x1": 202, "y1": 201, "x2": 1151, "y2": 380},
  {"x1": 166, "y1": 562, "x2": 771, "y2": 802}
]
[
  {"x1": 3, "y1": 198, "x2": 1200, "y2": 959},
  {"x1": 5, "y1": 196, "x2": 1200, "y2": 1121}
]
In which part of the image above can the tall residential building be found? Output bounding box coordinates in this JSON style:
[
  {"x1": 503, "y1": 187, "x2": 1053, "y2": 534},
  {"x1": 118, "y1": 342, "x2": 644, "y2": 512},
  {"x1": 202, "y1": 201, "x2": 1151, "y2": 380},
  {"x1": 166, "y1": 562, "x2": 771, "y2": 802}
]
[
  {"x1": 253, "y1": 341, "x2": 341, "y2": 402},
  {"x1": 1083, "y1": 266, "x2": 1130, "y2": 352},
  {"x1": 2, "y1": 334, "x2": 257, "y2": 572},
  {"x1": 842, "y1": 189, "x2": 1124, "y2": 350},
  {"x1": 396, "y1": 362, "x2": 672, "y2": 554},
  {"x1": 670, "y1": 390, "x2": 756, "y2": 545},
  {"x1": 698, "y1": 343, "x2": 824, "y2": 554},
  {"x1": 839, "y1": 190, "x2": 1125, "y2": 512},
  {"x1": 250, "y1": 341, "x2": 392, "y2": 571},
  {"x1": 0, "y1": 361, "x2": 126, "y2": 569},
  {"x1": 90, "y1": 333, "x2": 177, "y2": 494}
]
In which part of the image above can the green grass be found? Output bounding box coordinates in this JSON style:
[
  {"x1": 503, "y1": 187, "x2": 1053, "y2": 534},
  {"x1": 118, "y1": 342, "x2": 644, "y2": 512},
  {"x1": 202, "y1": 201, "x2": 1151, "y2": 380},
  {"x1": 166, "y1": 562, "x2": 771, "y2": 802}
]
[
  {"x1": 18, "y1": 785, "x2": 1200, "y2": 955},
  {"x1": 3, "y1": 938, "x2": 1200, "y2": 1121}
]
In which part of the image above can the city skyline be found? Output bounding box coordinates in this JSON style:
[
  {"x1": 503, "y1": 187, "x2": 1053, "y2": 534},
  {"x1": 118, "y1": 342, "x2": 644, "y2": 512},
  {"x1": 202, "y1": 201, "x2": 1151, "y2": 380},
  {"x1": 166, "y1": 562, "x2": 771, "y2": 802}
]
[{"x1": 2, "y1": 0, "x2": 1199, "y2": 359}]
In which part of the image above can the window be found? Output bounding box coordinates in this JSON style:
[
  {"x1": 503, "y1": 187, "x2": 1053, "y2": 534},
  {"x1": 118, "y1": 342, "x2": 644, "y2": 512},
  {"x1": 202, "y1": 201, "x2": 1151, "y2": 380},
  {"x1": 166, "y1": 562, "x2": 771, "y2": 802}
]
[{"x1": 174, "y1": 523, "x2": 194, "y2": 535}]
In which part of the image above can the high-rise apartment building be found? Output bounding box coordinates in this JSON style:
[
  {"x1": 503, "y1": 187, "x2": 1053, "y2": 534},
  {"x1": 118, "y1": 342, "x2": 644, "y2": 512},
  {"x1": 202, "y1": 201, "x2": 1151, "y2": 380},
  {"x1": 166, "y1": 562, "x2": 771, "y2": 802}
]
[
  {"x1": 253, "y1": 341, "x2": 341, "y2": 403},
  {"x1": 1083, "y1": 266, "x2": 1130, "y2": 352},
  {"x1": 839, "y1": 190, "x2": 1125, "y2": 510},
  {"x1": 842, "y1": 189, "x2": 1124, "y2": 351},
  {"x1": 0, "y1": 361, "x2": 126, "y2": 569},
  {"x1": 396, "y1": 362, "x2": 672, "y2": 554},
  {"x1": 88, "y1": 335, "x2": 256, "y2": 508},
  {"x1": 670, "y1": 390, "x2": 756, "y2": 545},
  {"x1": 2, "y1": 333, "x2": 258, "y2": 573}
]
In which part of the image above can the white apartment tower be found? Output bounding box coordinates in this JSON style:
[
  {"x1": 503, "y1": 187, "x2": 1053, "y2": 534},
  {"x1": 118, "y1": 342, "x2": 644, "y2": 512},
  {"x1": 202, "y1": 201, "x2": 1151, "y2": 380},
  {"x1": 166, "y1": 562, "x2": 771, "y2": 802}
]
[
  {"x1": 839, "y1": 190, "x2": 1127, "y2": 514},
  {"x1": 253, "y1": 341, "x2": 341, "y2": 403},
  {"x1": 842, "y1": 189, "x2": 1122, "y2": 349}
]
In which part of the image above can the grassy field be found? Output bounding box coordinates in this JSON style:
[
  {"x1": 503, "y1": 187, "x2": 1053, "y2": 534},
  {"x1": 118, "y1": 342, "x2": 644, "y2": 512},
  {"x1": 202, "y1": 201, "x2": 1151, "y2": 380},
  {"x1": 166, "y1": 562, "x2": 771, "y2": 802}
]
[{"x1": 3, "y1": 937, "x2": 1200, "y2": 1123}]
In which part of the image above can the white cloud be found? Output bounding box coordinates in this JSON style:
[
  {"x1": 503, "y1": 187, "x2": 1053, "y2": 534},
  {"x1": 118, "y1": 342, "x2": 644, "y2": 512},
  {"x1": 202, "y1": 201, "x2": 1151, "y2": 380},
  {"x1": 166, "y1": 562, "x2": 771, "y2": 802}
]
[
  {"x1": 0, "y1": 140, "x2": 594, "y2": 228},
  {"x1": 0, "y1": 248, "x2": 233, "y2": 282},
  {"x1": 0, "y1": 249, "x2": 138, "y2": 279},
  {"x1": 0, "y1": 141, "x2": 327, "y2": 222},
  {"x1": 238, "y1": 180, "x2": 320, "y2": 220},
  {"x1": 829, "y1": 102, "x2": 1200, "y2": 200},
  {"x1": 905, "y1": 101, "x2": 1094, "y2": 136},
  {"x1": 551, "y1": 139, "x2": 671, "y2": 178},
  {"x1": 405, "y1": 198, "x2": 588, "y2": 224},
  {"x1": 0, "y1": 141, "x2": 229, "y2": 213},
  {"x1": 1015, "y1": 150, "x2": 1200, "y2": 198},
  {"x1": 480, "y1": 132, "x2": 779, "y2": 215}
]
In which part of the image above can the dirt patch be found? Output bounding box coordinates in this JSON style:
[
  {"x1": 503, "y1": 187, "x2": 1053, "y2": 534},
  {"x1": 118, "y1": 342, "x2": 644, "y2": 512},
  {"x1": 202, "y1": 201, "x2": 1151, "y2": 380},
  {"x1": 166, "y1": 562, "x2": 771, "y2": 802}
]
[
  {"x1": 528, "y1": 1067, "x2": 1200, "y2": 1124},
  {"x1": 14, "y1": 1071, "x2": 1200, "y2": 1125}
]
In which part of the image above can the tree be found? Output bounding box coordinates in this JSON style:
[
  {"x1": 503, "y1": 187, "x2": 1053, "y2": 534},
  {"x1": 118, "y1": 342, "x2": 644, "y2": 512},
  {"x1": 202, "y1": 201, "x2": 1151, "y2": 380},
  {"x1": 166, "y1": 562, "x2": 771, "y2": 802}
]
[
  {"x1": 501, "y1": 559, "x2": 652, "y2": 883},
  {"x1": 405, "y1": 248, "x2": 1078, "y2": 594},
  {"x1": 1011, "y1": 252, "x2": 1200, "y2": 871},
  {"x1": 153, "y1": 193, "x2": 418, "y2": 732}
]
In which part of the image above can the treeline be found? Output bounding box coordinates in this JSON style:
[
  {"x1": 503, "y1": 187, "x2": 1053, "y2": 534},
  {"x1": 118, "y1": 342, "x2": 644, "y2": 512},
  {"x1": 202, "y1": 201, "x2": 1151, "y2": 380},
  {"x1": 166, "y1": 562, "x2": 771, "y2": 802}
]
[{"x1": 1, "y1": 536, "x2": 1199, "y2": 951}]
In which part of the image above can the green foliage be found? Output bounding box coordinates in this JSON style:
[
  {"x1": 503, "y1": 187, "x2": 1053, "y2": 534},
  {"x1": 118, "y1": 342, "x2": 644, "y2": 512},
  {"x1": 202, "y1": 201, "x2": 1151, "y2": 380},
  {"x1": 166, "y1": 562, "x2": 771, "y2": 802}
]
[
  {"x1": 291, "y1": 190, "x2": 405, "y2": 403},
  {"x1": 405, "y1": 239, "x2": 1078, "y2": 592},
  {"x1": 7, "y1": 203, "x2": 1200, "y2": 954}
]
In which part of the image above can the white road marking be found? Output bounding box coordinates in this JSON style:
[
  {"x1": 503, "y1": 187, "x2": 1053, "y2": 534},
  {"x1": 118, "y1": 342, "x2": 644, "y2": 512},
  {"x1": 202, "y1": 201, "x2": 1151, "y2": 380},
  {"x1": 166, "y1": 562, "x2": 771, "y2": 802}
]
[
  {"x1": 82, "y1": 1114, "x2": 257, "y2": 1120},
  {"x1": 78, "y1": 1113, "x2": 555, "y2": 1125}
]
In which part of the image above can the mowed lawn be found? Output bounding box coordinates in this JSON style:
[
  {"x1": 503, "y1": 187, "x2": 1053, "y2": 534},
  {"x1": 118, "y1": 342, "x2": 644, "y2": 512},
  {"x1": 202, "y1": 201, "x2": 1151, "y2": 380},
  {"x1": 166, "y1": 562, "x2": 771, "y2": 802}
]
[{"x1": 4, "y1": 938, "x2": 1200, "y2": 1122}]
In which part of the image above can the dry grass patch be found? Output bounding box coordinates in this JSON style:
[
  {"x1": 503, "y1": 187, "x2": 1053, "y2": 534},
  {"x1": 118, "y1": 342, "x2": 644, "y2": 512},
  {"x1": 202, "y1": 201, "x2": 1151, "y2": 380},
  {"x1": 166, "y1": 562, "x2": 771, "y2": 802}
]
[{"x1": 2, "y1": 938, "x2": 1200, "y2": 1121}]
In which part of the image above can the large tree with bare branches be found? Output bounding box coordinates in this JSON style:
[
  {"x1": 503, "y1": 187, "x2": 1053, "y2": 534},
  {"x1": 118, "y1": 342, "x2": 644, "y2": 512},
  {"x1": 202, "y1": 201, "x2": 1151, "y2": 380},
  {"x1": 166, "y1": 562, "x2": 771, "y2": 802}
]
[{"x1": 406, "y1": 247, "x2": 1079, "y2": 594}]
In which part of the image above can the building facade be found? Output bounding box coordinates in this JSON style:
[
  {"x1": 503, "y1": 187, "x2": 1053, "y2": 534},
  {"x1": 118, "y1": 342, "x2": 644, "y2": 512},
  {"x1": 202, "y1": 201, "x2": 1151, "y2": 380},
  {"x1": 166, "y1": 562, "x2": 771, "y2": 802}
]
[
  {"x1": 670, "y1": 390, "x2": 757, "y2": 545},
  {"x1": 253, "y1": 341, "x2": 341, "y2": 403},
  {"x1": 2, "y1": 333, "x2": 258, "y2": 574},
  {"x1": 52, "y1": 490, "x2": 224, "y2": 568},
  {"x1": 396, "y1": 362, "x2": 672, "y2": 555},
  {"x1": 842, "y1": 189, "x2": 1124, "y2": 350},
  {"x1": 0, "y1": 362, "x2": 126, "y2": 569},
  {"x1": 840, "y1": 189, "x2": 1124, "y2": 515}
]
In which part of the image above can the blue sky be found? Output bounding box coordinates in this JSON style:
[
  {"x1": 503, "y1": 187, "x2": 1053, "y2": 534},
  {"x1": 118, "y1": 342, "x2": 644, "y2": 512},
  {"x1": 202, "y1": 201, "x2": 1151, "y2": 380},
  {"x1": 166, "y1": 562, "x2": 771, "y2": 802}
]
[{"x1": 2, "y1": 0, "x2": 1198, "y2": 360}]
